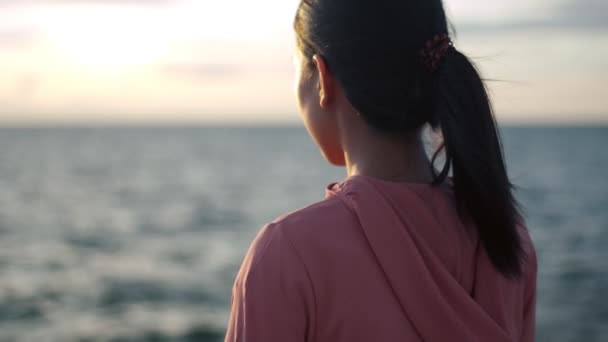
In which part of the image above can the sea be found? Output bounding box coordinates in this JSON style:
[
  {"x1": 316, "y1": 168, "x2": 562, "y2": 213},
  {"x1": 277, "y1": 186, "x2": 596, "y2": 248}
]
[{"x1": 0, "y1": 125, "x2": 606, "y2": 342}]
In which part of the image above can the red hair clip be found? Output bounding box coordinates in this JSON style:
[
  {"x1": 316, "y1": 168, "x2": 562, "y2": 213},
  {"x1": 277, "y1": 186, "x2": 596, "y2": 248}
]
[{"x1": 418, "y1": 33, "x2": 453, "y2": 72}]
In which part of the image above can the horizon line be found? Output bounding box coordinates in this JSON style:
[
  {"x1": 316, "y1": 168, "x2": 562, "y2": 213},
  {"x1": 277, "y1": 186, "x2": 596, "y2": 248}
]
[{"x1": 0, "y1": 120, "x2": 606, "y2": 129}]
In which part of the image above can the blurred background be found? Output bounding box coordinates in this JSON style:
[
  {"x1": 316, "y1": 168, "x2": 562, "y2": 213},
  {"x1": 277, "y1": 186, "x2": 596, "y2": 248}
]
[{"x1": 0, "y1": 0, "x2": 606, "y2": 341}]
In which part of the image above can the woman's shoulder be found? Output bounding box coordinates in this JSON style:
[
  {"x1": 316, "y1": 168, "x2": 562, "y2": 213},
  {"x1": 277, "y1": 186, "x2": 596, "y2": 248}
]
[
  {"x1": 244, "y1": 193, "x2": 361, "y2": 267},
  {"x1": 235, "y1": 194, "x2": 359, "y2": 288},
  {"x1": 268, "y1": 193, "x2": 358, "y2": 241}
]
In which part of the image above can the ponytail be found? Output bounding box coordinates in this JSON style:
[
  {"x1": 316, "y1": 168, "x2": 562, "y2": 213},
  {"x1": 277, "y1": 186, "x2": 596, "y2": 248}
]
[
  {"x1": 430, "y1": 48, "x2": 526, "y2": 279},
  {"x1": 294, "y1": 0, "x2": 527, "y2": 279}
]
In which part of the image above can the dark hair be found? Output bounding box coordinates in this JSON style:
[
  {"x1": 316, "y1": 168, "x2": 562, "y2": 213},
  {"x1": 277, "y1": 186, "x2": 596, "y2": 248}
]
[{"x1": 294, "y1": 0, "x2": 526, "y2": 278}]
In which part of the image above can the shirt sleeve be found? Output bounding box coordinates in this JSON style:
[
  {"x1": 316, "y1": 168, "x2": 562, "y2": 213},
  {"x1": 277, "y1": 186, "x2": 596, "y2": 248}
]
[{"x1": 224, "y1": 222, "x2": 315, "y2": 342}]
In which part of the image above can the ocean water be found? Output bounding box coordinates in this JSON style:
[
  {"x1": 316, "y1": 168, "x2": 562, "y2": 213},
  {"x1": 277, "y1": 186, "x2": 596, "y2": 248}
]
[{"x1": 0, "y1": 126, "x2": 605, "y2": 342}]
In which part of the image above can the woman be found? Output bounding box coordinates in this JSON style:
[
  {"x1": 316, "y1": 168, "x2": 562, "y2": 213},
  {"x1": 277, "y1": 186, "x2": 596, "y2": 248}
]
[{"x1": 225, "y1": 0, "x2": 537, "y2": 341}]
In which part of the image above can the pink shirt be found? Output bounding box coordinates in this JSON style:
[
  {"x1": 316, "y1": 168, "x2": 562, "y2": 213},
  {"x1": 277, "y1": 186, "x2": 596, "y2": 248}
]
[{"x1": 225, "y1": 174, "x2": 537, "y2": 341}]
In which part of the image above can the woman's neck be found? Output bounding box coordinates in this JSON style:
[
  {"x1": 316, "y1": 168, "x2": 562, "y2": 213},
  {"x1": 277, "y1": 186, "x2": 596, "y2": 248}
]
[{"x1": 343, "y1": 128, "x2": 434, "y2": 184}]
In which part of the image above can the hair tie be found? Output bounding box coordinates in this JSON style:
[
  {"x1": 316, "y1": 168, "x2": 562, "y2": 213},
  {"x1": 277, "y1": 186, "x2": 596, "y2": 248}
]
[{"x1": 418, "y1": 33, "x2": 453, "y2": 72}]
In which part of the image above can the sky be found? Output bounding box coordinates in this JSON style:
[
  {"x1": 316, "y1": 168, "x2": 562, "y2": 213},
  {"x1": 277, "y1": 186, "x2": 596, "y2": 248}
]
[{"x1": 0, "y1": 0, "x2": 606, "y2": 125}]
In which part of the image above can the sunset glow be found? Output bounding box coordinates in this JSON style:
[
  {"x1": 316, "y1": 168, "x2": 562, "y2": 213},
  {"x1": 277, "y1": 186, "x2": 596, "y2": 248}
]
[
  {"x1": 0, "y1": 0, "x2": 606, "y2": 125},
  {"x1": 46, "y1": 14, "x2": 170, "y2": 69}
]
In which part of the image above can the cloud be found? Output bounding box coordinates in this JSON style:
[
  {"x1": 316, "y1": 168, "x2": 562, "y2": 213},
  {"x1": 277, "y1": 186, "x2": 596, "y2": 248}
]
[
  {"x1": 459, "y1": 20, "x2": 606, "y2": 34},
  {"x1": 457, "y1": 0, "x2": 608, "y2": 33},
  {"x1": 0, "y1": 0, "x2": 179, "y2": 7},
  {"x1": 160, "y1": 63, "x2": 244, "y2": 81},
  {"x1": 58, "y1": 0, "x2": 178, "y2": 4},
  {"x1": 13, "y1": 74, "x2": 41, "y2": 98},
  {"x1": 557, "y1": 0, "x2": 608, "y2": 30},
  {"x1": 0, "y1": 28, "x2": 39, "y2": 49}
]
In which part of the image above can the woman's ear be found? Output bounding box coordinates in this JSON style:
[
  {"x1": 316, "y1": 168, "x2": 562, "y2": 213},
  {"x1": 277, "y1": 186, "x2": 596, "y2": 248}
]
[{"x1": 312, "y1": 54, "x2": 334, "y2": 109}]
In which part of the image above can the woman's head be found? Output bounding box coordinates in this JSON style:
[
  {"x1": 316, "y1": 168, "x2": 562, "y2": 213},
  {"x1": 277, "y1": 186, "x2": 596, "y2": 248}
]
[
  {"x1": 293, "y1": 0, "x2": 528, "y2": 279},
  {"x1": 294, "y1": 0, "x2": 449, "y2": 133}
]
